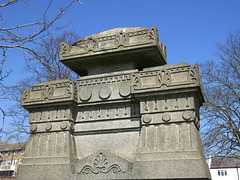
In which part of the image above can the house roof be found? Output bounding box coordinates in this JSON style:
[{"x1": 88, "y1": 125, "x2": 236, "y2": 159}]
[
  {"x1": 0, "y1": 142, "x2": 26, "y2": 152},
  {"x1": 210, "y1": 156, "x2": 240, "y2": 169}
]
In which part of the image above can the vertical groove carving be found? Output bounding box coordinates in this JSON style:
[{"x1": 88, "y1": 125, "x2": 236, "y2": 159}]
[
  {"x1": 164, "y1": 98, "x2": 168, "y2": 110},
  {"x1": 154, "y1": 99, "x2": 158, "y2": 110}
]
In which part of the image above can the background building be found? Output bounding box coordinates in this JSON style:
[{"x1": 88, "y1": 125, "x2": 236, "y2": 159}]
[
  {"x1": 209, "y1": 156, "x2": 240, "y2": 180},
  {"x1": 0, "y1": 142, "x2": 26, "y2": 180}
]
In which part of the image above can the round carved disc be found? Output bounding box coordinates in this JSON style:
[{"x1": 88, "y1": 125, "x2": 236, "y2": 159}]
[
  {"x1": 79, "y1": 87, "x2": 92, "y2": 101},
  {"x1": 142, "y1": 114, "x2": 152, "y2": 124},
  {"x1": 182, "y1": 111, "x2": 192, "y2": 121},
  {"x1": 162, "y1": 113, "x2": 171, "y2": 122},
  {"x1": 45, "y1": 123, "x2": 52, "y2": 131},
  {"x1": 30, "y1": 124, "x2": 37, "y2": 132},
  {"x1": 119, "y1": 83, "x2": 131, "y2": 97},
  {"x1": 60, "y1": 122, "x2": 67, "y2": 130},
  {"x1": 99, "y1": 85, "x2": 111, "y2": 99}
]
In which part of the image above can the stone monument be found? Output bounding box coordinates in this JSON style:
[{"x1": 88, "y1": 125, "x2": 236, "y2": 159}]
[{"x1": 17, "y1": 26, "x2": 211, "y2": 180}]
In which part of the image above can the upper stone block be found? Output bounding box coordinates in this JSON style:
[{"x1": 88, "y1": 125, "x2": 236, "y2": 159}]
[{"x1": 59, "y1": 26, "x2": 167, "y2": 76}]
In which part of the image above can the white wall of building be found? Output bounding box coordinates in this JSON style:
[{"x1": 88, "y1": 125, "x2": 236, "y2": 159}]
[{"x1": 210, "y1": 168, "x2": 240, "y2": 180}]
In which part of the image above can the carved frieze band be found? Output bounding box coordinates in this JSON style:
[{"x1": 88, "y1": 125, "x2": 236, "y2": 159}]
[
  {"x1": 21, "y1": 80, "x2": 76, "y2": 105},
  {"x1": 78, "y1": 152, "x2": 126, "y2": 175},
  {"x1": 28, "y1": 106, "x2": 74, "y2": 123},
  {"x1": 60, "y1": 26, "x2": 167, "y2": 59},
  {"x1": 73, "y1": 27, "x2": 156, "y2": 52},
  {"x1": 140, "y1": 95, "x2": 193, "y2": 113},
  {"x1": 77, "y1": 73, "x2": 131, "y2": 86},
  {"x1": 76, "y1": 102, "x2": 139, "y2": 122},
  {"x1": 132, "y1": 64, "x2": 201, "y2": 92},
  {"x1": 29, "y1": 121, "x2": 74, "y2": 134},
  {"x1": 141, "y1": 110, "x2": 197, "y2": 126},
  {"x1": 77, "y1": 73, "x2": 132, "y2": 102}
]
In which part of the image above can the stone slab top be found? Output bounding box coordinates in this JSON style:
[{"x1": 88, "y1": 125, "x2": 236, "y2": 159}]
[{"x1": 59, "y1": 26, "x2": 167, "y2": 76}]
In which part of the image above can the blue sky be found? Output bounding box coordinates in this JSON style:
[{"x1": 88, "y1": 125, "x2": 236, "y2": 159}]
[
  {"x1": 1, "y1": 0, "x2": 240, "y2": 135},
  {"x1": 3, "y1": 0, "x2": 240, "y2": 83}
]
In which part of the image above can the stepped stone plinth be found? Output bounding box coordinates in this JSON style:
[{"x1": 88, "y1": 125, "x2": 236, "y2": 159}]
[{"x1": 17, "y1": 26, "x2": 211, "y2": 180}]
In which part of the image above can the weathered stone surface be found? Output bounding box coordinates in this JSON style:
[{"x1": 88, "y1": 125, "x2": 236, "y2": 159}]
[
  {"x1": 17, "y1": 26, "x2": 211, "y2": 180},
  {"x1": 59, "y1": 26, "x2": 167, "y2": 76}
]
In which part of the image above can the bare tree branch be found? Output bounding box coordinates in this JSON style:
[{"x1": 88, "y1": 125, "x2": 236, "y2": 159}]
[
  {"x1": 200, "y1": 29, "x2": 240, "y2": 157},
  {"x1": 0, "y1": 0, "x2": 18, "y2": 7},
  {"x1": 3, "y1": 31, "x2": 79, "y2": 141},
  {"x1": 0, "y1": 0, "x2": 82, "y2": 139}
]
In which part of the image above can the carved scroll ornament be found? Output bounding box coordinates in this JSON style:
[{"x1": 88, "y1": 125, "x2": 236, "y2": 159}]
[{"x1": 78, "y1": 152, "x2": 126, "y2": 175}]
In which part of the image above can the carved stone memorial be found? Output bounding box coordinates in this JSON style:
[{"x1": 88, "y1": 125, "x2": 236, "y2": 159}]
[{"x1": 17, "y1": 26, "x2": 211, "y2": 180}]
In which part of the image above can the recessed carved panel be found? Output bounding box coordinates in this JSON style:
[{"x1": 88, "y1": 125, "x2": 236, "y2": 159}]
[
  {"x1": 21, "y1": 79, "x2": 76, "y2": 105},
  {"x1": 77, "y1": 152, "x2": 127, "y2": 175}
]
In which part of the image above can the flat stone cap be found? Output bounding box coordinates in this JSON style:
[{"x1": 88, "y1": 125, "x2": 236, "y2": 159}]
[{"x1": 59, "y1": 26, "x2": 167, "y2": 76}]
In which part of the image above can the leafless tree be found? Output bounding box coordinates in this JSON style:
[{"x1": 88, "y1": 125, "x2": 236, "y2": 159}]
[
  {"x1": 200, "y1": 29, "x2": 240, "y2": 157},
  {"x1": 2, "y1": 31, "x2": 79, "y2": 141},
  {"x1": 0, "y1": 0, "x2": 82, "y2": 135}
]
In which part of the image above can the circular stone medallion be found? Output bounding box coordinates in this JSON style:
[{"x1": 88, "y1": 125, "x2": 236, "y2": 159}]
[
  {"x1": 99, "y1": 85, "x2": 111, "y2": 99},
  {"x1": 60, "y1": 122, "x2": 67, "y2": 130},
  {"x1": 142, "y1": 114, "x2": 152, "y2": 124},
  {"x1": 119, "y1": 83, "x2": 131, "y2": 97},
  {"x1": 162, "y1": 113, "x2": 171, "y2": 122},
  {"x1": 30, "y1": 124, "x2": 37, "y2": 132},
  {"x1": 79, "y1": 86, "x2": 92, "y2": 101},
  {"x1": 45, "y1": 123, "x2": 52, "y2": 131},
  {"x1": 182, "y1": 111, "x2": 192, "y2": 121}
]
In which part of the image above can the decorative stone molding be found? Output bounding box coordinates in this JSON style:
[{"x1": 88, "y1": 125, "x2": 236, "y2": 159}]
[
  {"x1": 131, "y1": 63, "x2": 203, "y2": 94},
  {"x1": 148, "y1": 25, "x2": 159, "y2": 43},
  {"x1": 116, "y1": 31, "x2": 129, "y2": 48},
  {"x1": 19, "y1": 26, "x2": 210, "y2": 180},
  {"x1": 119, "y1": 83, "x2": 131, "y2": 97},
  {"x1": 60, "y1": 121, "x2": 68, "y2": 130},
  {"x1": 79, "y1": 86, "x2": 92, "y2": 101},
  {"x1": 59, "y1": 42, "x2": 71, "y2": 58},
  {"x1": 157, "y1": 69, "x2": 172, "y2": 88},
  {"x1": 182, "y1": 110, "x2": 193, "y2": 121},
  {"x1": 21, "y1": 87, "x2": 29, "y2": 102},
  {"x1": 30, "y1": 124, "x2": 37, "y2": 133},
  {"x1": 59, "y1": 26, "x2": 167, "y2": 76},
  {"x1": 77, "y1": 72, "x2": 132, "y2": 86},
  {"x1": 28, "y1": 121, "x2": 74, "y2": 134},
  {"x1": 21, "y1": 79, "x2": 76, "y2": 106},
  {"x1": 78, "y1": 152, "x2": 126, "y2": 175},
  {"x1": 98, "y1": 85, "x2": 111, "y2": 100},
  {"x1": 62, "y1": 26, "x2": 163, "y2": 59},
  {"x1": 85, "y1": 37, "x2": 98, "y2": 52},
  {"x1": 162, "y1": 112, "x2": 171, "y2": 122},
  {"x1": 45, "y1": 123, "x2": 52, "y2": 131},
  {"x1": 142, "y1": 114, "x2": 152, "y2": 124},
  {"x1": 188, "y1": 64, "x2": 199, "y2": 83}
]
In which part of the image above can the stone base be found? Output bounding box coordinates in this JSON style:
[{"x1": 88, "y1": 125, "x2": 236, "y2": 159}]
[
  {"x1": 16, "y1": 164, "x2": 72, "y2": 180},
  {"x1": 132, "y1": 159, "x2": 211, "y2": 179}
]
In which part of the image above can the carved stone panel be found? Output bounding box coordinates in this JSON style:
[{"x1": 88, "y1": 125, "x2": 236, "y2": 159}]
[
  {"x1": 21, "y1": 79, "x2": 77, "y2": 106},
  {"x1": 76, "y1": 150, "x2": 131, "y2": 179}
]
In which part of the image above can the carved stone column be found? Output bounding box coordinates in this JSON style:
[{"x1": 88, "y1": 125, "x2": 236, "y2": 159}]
[
  {"x1": 17, "y1": 79, "x2": 77, "y2": 180},
  {"x1": 130, "y1": 63, "x2": 211, "y2": 179}
]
